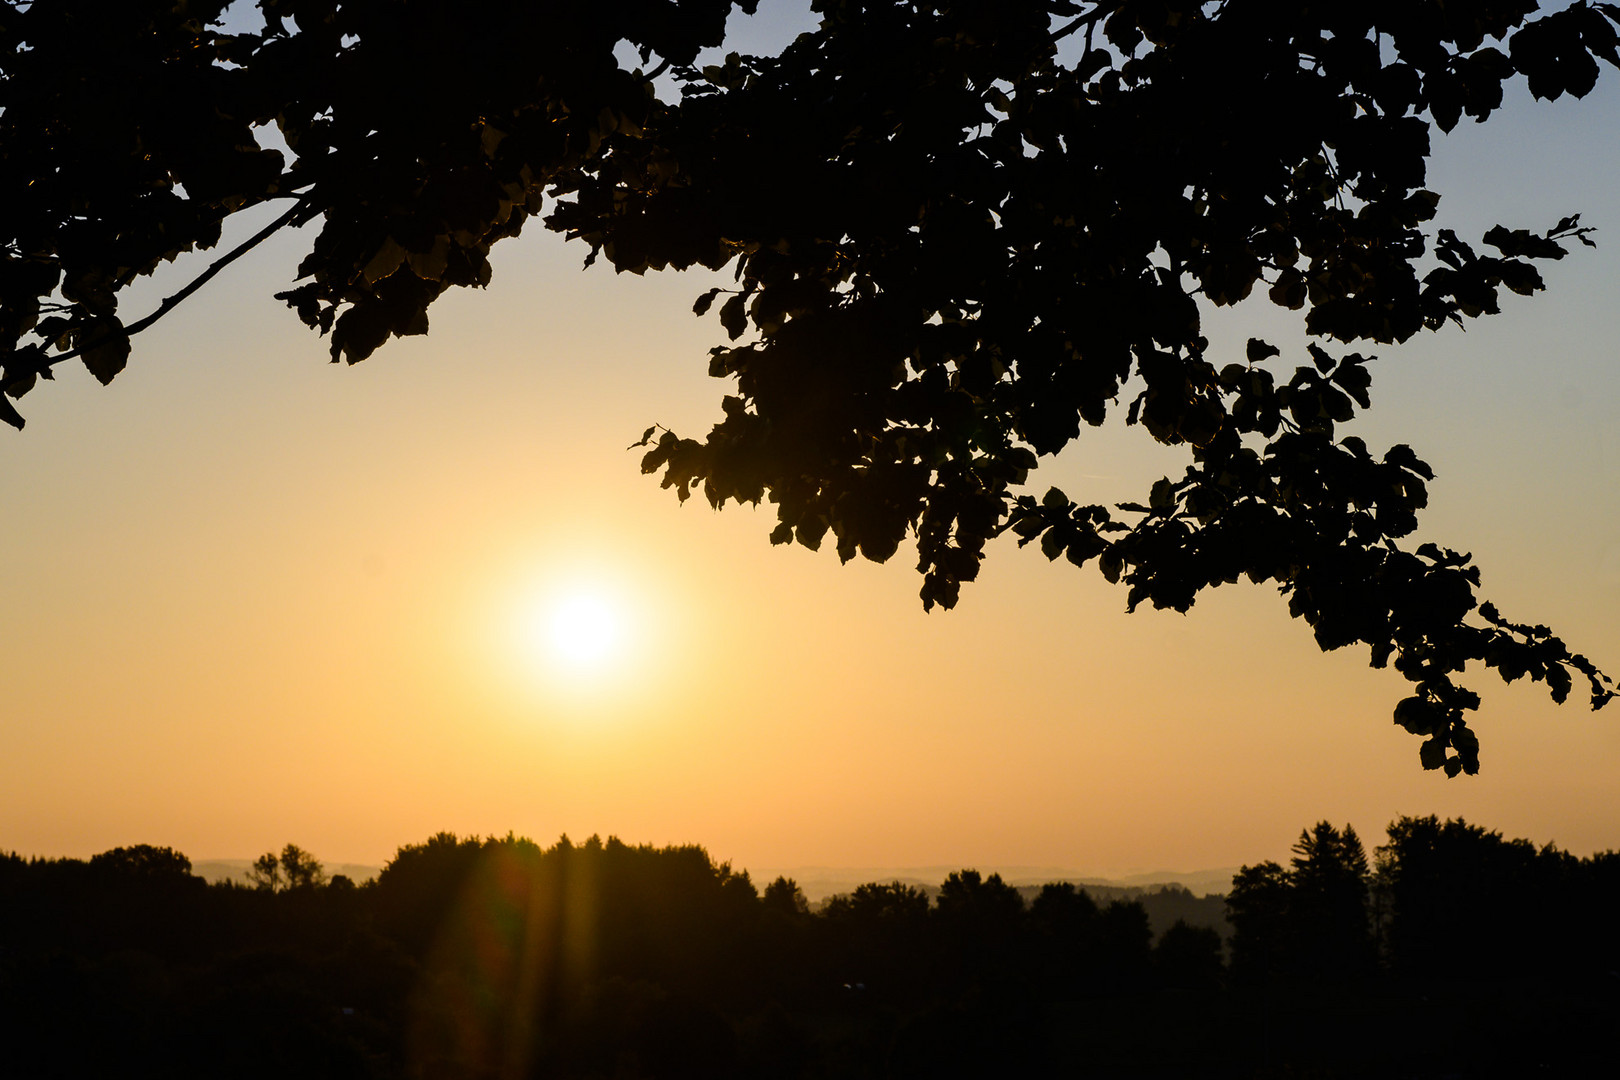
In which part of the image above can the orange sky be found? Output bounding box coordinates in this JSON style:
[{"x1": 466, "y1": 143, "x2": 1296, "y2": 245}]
[{"x1": 3, "y1": 35, "x2": 1618, "y2": 880}]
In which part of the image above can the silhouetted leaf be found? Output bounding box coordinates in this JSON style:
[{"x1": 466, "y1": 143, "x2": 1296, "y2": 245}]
[
  {"x1": 80, "y1": 319, "x2": 131, "y2": 386},
  {"x1": 719, "y1": 294, "x2": 747, "y2": 340},
  {"x1": 0, "y1": 393, "x2": 23, "y2": 430},
  {"x1": 693, "y1": 288, "x2": 722, "y2": 317}
]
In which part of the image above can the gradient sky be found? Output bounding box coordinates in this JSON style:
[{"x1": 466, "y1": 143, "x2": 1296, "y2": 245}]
[{"x1": 3, "y1": 5, "x2": 1618, "y2": 880}]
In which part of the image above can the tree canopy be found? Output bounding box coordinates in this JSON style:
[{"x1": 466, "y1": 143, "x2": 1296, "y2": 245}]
[
  {"x1": 2, "y1": 0, "x2": 1617, "y2": 772},
  {"x1": 5, "y1": 823, "x2": 1620, "y2": 1076}
]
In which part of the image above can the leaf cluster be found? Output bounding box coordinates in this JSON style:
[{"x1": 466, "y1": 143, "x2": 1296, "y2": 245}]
[
  {"x1": 3, "y1": 1, "x2": 1616, "y2": 771},
  {"x1": 607, "y1": 1, "x2": 1619, "y2": 773}
]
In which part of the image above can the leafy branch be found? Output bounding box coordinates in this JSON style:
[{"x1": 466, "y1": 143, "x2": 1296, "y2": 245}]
[{"x1": 1, "y1": 198, "x2": 309, "y2": 421}]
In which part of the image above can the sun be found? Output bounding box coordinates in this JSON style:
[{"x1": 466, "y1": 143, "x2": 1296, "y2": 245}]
[
  {"x1": 511, "y1": 580, "x2": 637, "y2": 686},
  {"x1": 546, "y1": 592, "x2": 622, "y2": 667},
  {"x1": 492, "y1": 560, "x2": 666, "y2": 709}
]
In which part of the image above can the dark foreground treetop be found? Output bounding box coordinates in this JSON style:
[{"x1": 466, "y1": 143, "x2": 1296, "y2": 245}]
[{"x1": 3, "y1": 824, "x2": 1618, "y2": 1077}]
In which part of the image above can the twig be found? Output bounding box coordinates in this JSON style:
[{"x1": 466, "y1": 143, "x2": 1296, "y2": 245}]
[
  {"x1": 4, "y1": 198, "x2": 310, "y2": 396},
  {"x1": 1052, "y1": 3, "x2": 1115, "y2": 43}
]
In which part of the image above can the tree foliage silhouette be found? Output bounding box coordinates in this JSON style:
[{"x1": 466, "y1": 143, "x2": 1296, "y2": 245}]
[
  {"x1": 5, "y1": 825, "x2": 1620, "y2": 1076},
  {"x1": 247, "y1": 851, "x2": 284, "y2": 893},
  {"x1": 4, "y1": 0, "x2": 1618, "y2": 771},
  {"x1": 88, "y1": 844, "x2": 194, "y2": 883},
  {"x1": 247, "y1": 843, "x2": 326, "y2": 892},
  {"x1": 761, "y1": 874, "x2": 811, "y2": 916},
  {"x1": 1227, "y1": 822, "x2": 1373, "y2": 982},
  {"x1": 1283, "y1": 821, "x2": 1374, "y2": 979},
  {"x1": 1371, "y1": 814, "x2": 1620, "y2": 979}
]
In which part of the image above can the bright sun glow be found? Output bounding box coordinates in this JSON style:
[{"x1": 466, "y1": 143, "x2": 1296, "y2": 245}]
[
  {"x1": 493, "y1": 557, "x2": 675, "y2": 712},
  {"x1": 547, "y1": 593, "x2": 622, "y2": 667}
]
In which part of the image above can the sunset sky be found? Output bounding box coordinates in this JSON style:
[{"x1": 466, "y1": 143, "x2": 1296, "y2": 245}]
[{"x1": 3, "y1": 5, "x2": 1618, "y2": 882}]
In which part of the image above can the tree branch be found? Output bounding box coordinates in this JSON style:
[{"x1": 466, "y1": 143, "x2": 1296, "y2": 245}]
[
  {"x1": 3, "y1": 198, "x2": 310, "y2": 397},
  {"x1": 1052, "y1": 3, "x2": 1116, "y2": 43}
]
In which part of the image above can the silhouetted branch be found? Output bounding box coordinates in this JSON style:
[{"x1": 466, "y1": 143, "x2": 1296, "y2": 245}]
[
  {"x1": 1052, "y1": 3, "x2": 1115, "y2": 43},
  {"x1": 2, "y1": 198, "x2": 310, "y2": 398}
]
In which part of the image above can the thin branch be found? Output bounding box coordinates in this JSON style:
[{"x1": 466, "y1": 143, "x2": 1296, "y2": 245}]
[
  {"x1": 1052, "y1": 3, "x2": 1115, "y2": 43},
  {"x1": 4, "y1": 198, "x2": 310, "y2": 396},
  {"x1": 106, "y1": 185, "x2": 315, "y2": 293}
]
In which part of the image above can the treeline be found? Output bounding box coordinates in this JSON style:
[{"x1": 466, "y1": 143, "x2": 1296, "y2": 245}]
[
  {"x1": 1, "y1": 817, "x2": 1615, "y2": 1079},
  {"x1": 1230, "y1": 817, "x2": 1620, "y2": 984}
]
